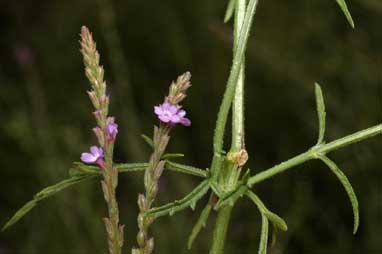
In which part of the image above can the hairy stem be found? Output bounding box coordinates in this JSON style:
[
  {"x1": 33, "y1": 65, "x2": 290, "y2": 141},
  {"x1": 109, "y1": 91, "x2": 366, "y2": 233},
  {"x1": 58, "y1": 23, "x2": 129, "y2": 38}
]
[
  {"x1": 210, "y1": 1, "x2": 248, "y2": 253},
  {"x1": 209, "y1": 206, "x2": 233, "y2": 254},
  {"x1": 210, "y1": 0, "x2": 259, "y2": 179}
]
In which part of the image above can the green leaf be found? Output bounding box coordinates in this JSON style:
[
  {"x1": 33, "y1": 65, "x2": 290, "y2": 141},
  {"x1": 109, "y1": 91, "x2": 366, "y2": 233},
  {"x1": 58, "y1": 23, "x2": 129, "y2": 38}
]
[
  {"x1": 115, "y1": 163, "x2": 149, "y2": 173},
  {"x1": 246, "y1": 191, "x2": 288, "y2": 231},
  {"x1": 335, "y1": 0, "x2": 355, "y2": 28},
  {"x1": 264, "y1": 210, "x2": 288, "y2": 232},
  {"x1": 165, "y1": 161, "x2": 208, "y2": 178},
  {"x1": 259, "y1": 214, "x2": 269, "y2": 254},
  {"x1": 2, "y1": 175, "x2": 95, "y2": 231},
  {"x1": 187, "y1": 202, "x2": 212, "y2": 249},
  {"x1": 146, "y1": 180, "x2": 210, "y2": 219},
  {"x1": 141, "y1": 134, "x2": 154, "y2": 149},
  {"x1": 315, "y1": 83, "x2": 326, "y2": 145},
  {"x1": 224, "y1": 0, "x2": 237, "y2": 23},
  {"x1": 162, "y1": 153, "x2": 184, "y2": 160},
  {"x1": 318, "y1": 155, "x2": 359, "y2": 234},
  {"x1": 69, "y1": 162, "x2": 102, "y2": 177}
]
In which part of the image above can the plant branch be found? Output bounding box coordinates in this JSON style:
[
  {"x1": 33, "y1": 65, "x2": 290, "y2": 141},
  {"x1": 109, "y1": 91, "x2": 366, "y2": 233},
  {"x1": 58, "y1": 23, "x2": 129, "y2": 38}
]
[{"x1": 248, "y1": 124, "x2": 382, "y2": 187}]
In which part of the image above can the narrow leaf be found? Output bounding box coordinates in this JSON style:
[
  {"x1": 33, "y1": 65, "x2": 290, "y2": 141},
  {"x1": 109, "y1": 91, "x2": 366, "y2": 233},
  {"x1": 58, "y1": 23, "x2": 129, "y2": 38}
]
[
  {"x1": 259, "y1": 214, "x2": 269, "y2": 254},
  {"x1": 264, "y1": 210, "x2": 288, "y2": 232},
  {"x1": 318, "y1": 155, "x2": 359, "y2": 234},
  {"x1": 146, "y1": 180, "x2": 210, "y2": 219},
  {"x1": 162, "y1": 153, "x2": 184, "y2": 160},
  {"x1": 224, "y1": 0, "x2": 237, "y2": 23},
  {"x1": 141, "y1": 134, "x2": 155, "y2": 149},
  {"x1": 187, "y1": 203, "x2": 212, "y2": 249},
  {"x1": 246, "y1": 191, "x2": 288, "y2": 231},
  {"x1": 335, "y1": 0, "x2": 355, "y2": 28},
  {"x1": 2, "y1": 175, "x2": 94, "y2": 231},
  {"x1": 315, "y1": 83, "x2": 326, "y2": 145},
  {"x1": 165, "y1": 161, "x2": 208, "y2": 178}
]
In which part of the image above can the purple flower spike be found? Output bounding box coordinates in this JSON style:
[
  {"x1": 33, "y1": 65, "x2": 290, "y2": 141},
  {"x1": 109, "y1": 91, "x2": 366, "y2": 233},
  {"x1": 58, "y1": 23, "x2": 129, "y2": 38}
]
[
  {"x1": 154, "y1": 102, "x2": 191, "y2": 126},
  {"x1": 81, "y1": 146, "x2": 106, "y2": 169}
]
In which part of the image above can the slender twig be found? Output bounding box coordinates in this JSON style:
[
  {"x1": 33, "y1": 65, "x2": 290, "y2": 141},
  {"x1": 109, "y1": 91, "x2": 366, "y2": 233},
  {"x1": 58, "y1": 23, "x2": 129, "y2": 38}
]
[{"x1": 248, "y1": 124, "x2": 382, "y2": 187}]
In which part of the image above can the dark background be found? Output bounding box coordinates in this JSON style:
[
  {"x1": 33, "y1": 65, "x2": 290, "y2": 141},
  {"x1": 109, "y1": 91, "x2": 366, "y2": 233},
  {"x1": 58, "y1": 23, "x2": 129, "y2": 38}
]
[{"x1": 0, "y1": 0, "x2": 381, "y2": 253}]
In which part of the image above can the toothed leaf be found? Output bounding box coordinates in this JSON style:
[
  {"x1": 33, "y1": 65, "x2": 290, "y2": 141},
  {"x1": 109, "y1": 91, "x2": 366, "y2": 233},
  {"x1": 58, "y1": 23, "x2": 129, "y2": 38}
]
[
  {"x1": 318, "y1": 155, "x2": 359, "y2": 234},
  {"x1": 146, "y1": 180, "x2": 210, "y2": 219}
]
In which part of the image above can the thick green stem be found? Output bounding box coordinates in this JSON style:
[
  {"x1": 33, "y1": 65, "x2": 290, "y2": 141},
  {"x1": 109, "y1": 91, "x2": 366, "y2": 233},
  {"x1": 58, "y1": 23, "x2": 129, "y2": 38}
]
[
  {"x1": 210, "y1": 0, "x2": 259, "y2": 179},
  {"x1": 210, "y1": 1, "x2": 248, "y2": 253},
  {"x1": 231, "y1": 0, "x2": 246, "y2": 153},
  {"x1": 248, "y1": 124, "x2": 382, "y2": 187},
  {"x1": 209, "y1": 206, "x2": 233, "y2": 254}
]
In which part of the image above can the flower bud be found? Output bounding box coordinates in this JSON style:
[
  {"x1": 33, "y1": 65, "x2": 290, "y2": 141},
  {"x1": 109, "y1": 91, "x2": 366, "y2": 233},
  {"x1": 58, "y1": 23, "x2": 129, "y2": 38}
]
[
  {"x1": 93, "y1": 126, "x2": 105, "y2": 146},
  {"x1": 138, "y1": 194, "x2": 147, "y2": 211},
  {"x1": 137, "y1": 230, "x2": 146, "y2": 246}
]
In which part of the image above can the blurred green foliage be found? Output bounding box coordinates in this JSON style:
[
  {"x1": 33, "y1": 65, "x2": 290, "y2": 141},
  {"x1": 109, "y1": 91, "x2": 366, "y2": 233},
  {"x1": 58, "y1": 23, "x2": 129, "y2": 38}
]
[{"x1": 0, "y1": 0, "x2": 381, "y2": 253}]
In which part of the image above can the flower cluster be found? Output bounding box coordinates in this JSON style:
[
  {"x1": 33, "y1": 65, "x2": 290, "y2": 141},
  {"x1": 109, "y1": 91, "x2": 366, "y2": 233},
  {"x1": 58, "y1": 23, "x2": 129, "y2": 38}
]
[
  {"x1": 79, "y1": 26, "x2": 119, "y2": 168},
  {"x1": 154, "y1": 72, "x2": 192, "y2": 127},
  {"x1": 81, "y1": 119, "x2": 118, "y2": 168}
]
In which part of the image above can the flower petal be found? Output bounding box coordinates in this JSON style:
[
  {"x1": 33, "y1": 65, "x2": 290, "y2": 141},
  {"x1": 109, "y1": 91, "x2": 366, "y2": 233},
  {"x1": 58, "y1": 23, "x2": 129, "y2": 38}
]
[
  {"x1": 81, "y1": 153, "x2": 97, "y2": 163},
  {"x1": 180, "y1": 117, "x2": 191, "y2": 127}
]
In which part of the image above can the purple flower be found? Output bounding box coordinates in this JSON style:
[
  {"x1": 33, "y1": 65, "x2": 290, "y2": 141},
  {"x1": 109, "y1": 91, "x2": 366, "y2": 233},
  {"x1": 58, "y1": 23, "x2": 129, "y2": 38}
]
[
  {"x1": 81, "y1": 146, "x2": 106, "y2": 169},
  {"x1": 154, "y1": 102, "x2": 191, "y2": 126},
  {"x1": 106, "y1": 122, "x2": 118, "y2": 141}
]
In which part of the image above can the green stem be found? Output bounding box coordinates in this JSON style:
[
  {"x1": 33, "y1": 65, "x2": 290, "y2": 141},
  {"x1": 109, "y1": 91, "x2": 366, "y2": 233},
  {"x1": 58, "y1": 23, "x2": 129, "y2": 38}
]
[
  {"x1": 209, "y1": 206, "x2": 233, "y2": 254},
  {"x1": 248, "y1": 124, "x2": 382, "y2": 187},
  {"x1": 210, "y1": 1, "x2": 248, "y2": 253},
  {"x1": 231, "y1": 0, "x2": 247, "y2": 153},
  {"x1": 210, "y1": 0, "x2": 259, "y2": 178}
]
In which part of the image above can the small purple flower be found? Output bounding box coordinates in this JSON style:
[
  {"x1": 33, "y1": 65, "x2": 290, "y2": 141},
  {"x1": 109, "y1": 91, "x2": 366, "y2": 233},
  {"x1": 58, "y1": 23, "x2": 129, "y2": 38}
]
[
  {"x1": 81, "y1": 146, "x2": 106, "y2": 169},
  {"x1": 106, "y1": 122, "x2": 118, "y2": 141},
  {"x1": 154, "y1": 102, "x2": 191, "y2": 126}
]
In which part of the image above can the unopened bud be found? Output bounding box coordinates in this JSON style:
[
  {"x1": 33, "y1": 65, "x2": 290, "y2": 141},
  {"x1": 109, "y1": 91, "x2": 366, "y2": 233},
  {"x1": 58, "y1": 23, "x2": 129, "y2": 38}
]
[
  {"x1": 137, "y1": 213, "x2": 145, "y2": 229},
  {"x1": 137, "y1": 231, "x2": 146, "y2": 246},
  {"x1": 138, "y1": 194, "x2": 147, "y2": 211},
  {"x1": 87, "y1": 90, "x2": 100, "y2": 109},
  {"x1": 149, "y1": 183, "x2": 158, "y2": 198}
]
